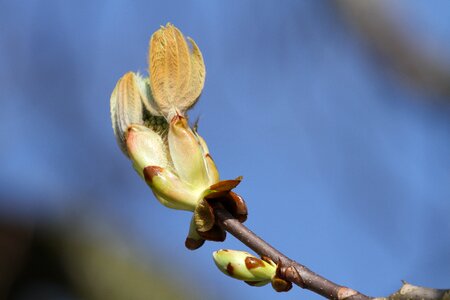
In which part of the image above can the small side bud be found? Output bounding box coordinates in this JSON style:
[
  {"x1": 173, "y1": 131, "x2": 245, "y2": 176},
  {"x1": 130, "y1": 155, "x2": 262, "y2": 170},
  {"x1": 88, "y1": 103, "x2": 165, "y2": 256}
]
[{"x1": 212, "y1": 250, "x2": 276, "y2": 286}]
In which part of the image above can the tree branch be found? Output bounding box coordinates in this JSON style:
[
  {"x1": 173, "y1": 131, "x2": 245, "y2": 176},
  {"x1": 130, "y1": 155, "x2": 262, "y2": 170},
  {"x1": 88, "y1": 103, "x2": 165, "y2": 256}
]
[
  {"x1": 213, "y1": 203, "x2": 369, "y2": 300},
  {"x1": 212, "y1": 203, "x2": 449, "y2": 300},
  {"x1": 375, "y1": 282, "x2": 450, "y2": 300}
]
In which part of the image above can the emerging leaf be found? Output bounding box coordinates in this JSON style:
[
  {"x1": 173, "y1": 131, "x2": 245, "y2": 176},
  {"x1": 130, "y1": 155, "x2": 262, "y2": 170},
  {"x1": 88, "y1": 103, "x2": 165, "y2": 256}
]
[
  {"x1": 149, "y1": 23, "x2": 205, "y2": 120},
  {"x1": 110, "y1": 72, "x2": 146, "y2": 156}
]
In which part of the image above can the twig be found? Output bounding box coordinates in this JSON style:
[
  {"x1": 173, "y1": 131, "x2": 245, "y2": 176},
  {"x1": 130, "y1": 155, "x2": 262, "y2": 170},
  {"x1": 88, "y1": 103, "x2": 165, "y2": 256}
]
[
  {"x1": 212, "y1": 203, "x2": 370, "y2": 300},
  {"x1": 213, "y1": 204, "x2": 450, "y2": 300}
]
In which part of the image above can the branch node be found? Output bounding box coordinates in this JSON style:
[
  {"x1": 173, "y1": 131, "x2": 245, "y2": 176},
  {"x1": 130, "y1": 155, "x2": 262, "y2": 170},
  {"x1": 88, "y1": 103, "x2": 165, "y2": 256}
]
[
  {"x1": 285, "y1": 266, "x2": 306, "y2": 288},
  {"x1": 337, "y1": 287, "x2": 358, "y2": 300}
]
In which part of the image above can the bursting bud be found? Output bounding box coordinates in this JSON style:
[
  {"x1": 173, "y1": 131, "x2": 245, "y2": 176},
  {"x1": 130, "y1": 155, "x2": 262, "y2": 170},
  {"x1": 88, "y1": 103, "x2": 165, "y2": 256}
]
[
  {"x1": 213, "y1": 250, "x2": 292, "y2": 292},
  {"x1": 110, "y1": 24, "x2": 248, "y2": 249}
]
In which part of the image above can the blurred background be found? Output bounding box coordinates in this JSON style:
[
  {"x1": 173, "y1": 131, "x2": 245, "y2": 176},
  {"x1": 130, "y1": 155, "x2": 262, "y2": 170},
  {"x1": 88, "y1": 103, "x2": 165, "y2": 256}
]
[{"x1": 0, "y1": 1, "x2": 449, "y2": 299}]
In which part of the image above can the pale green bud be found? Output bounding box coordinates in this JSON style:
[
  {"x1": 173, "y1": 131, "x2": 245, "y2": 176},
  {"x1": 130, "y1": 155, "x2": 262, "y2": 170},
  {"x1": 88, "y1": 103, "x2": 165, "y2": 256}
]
[{"x1": 212, "y1": 250, "x2": 276, "y2": 286}]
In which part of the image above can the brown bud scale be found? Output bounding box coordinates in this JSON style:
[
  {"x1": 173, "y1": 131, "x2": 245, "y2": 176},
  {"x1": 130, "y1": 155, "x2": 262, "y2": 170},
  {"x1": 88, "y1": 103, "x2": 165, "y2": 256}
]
[
  {"x1": 245, "y1": 281, "x2": 264, "y2": 287},
  {"x1": 226, "y1": 263, "x2": 234, "y2": 276},
  {"x1": 245, "y1": 256, "x2": 265, "y2": 270},
  {"x1": 143, "y1": 166, "x2": 164, "y2": 184},
  {"x1": 271, "y1": 277, "x2": 293, "y2": 292},
  {"x1": 184, "y1": 237, "x2": 205, "y2": 250}
]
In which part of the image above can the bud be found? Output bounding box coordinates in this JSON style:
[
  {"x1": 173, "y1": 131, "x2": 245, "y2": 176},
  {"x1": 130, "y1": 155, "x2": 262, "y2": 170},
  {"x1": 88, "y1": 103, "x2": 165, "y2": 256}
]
[
  {"x1": 110, "y1": 24, "x2": 247, "y2": 250},
  {"x1": 213, "y1": 250, "x2": 276, "y2": 287},
  {"x1": 213, "y1": 250, "x2": 293, "y2": 292}
]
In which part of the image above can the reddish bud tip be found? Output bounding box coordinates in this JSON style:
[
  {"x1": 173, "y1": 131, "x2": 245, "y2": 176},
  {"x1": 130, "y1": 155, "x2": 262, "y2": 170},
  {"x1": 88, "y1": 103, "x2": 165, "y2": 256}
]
[
  {"x1": 245, "y1": 257, "x2": 266, "y2": 270},
  {"x1": 143, "y1": 166, "x2": 164, "y2": 184}
]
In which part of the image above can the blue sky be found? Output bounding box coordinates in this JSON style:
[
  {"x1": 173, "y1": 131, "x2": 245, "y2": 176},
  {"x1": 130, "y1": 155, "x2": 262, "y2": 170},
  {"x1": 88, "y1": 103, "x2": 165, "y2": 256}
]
[{"x1": 1, "y1": 1, "x2": 449, "y2": 299}]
